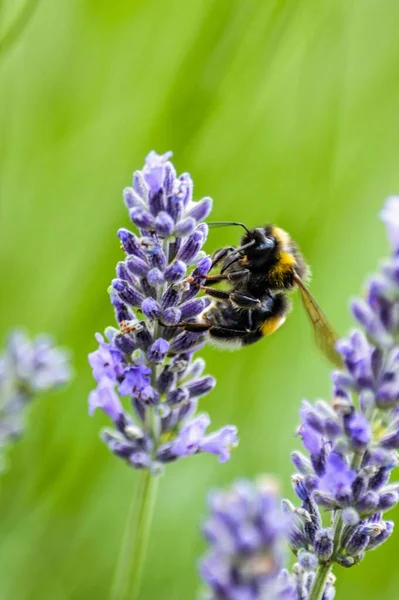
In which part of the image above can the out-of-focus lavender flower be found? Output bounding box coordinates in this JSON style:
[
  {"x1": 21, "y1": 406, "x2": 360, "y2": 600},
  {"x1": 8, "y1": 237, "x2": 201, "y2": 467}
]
[
  {"x1": 0, "y1": 330, "x2": 71, "y2": 469},
  {"x1": 287, "y1": 196, "x2": 399, "y2": 593},
  {"x1": 88, "y1": 151, "x2": 238, "y2": 473},
  {"x1": 200, "y1": 477, "x2": 336, "y2": 600}
]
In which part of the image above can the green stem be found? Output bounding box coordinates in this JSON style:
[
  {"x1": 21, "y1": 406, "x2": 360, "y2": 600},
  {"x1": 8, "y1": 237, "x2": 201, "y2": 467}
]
[
  {"x1": 111, "y1": 471, "x2": 159, "y2": 600},
  {"x1": 308, "y1": 563, "x2": 332, "y2": 600}
]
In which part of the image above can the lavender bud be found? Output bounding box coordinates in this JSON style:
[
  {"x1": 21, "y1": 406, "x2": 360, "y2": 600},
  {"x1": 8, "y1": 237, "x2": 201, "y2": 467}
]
[
  {"x1": 175, "y1": 216, "x2": 196, "y2": 237},
  {"x1": 156, "y1": 366, "x2": 175, "y2": 394},
  {"x1": 298, "y1": 550, "x2": 318, "y2": 571},
  {"x1": 356, "y1": 491, "x2": 379, "y2": 513},
  {"x1": 129, "y1": 451, "x2": 151, "y2": 469},
  {"x1": 352, "y1": 473, "x2": 368, "y2": 500},
  {"x1": 148, "y1": 189, "x2": 165, "y2": 215},
  {"x1": 112, "y1": 279, "x2": 144, "y2": 307},
  {"x1": 147, "y1": 268, "x2": 164, "y2": 286},
  {"x1": 130, "y1": 208, "x2": 156, "y2": 230},
  {"x1": 123, "y1": 187, "x2": 146, "y2": 210},
  {"x1": 126, "y1": 256, "x2": 149, "y2": 277},
  {"x1": 380, "y1": 430, "x2": 399, "y2": 449},
  {"x1": 113, "y1": 333, "x2": 135, "y2": 355},
  {"x1": 186, "y1": 197, "x2": 213, "y2": 222},
  {"x1": 162, "y1": 308, "x2": 182, "y2": 326},
  {"x1": 345, "y1": 529, "x2": 370, "y2": 557},
  {"x1": 336, "y1": 555, "x2": 355, "y2": 568},
  {"x1": 314, "y1": 528, "x2": 334, "y2": 561},
  {"x1": 176, "y1": 230, "x2": 204, "y2": 263},
  {"x1": 312, "y1": 491, "x2": 338, "y2": 510},
  {"x1": 292, "y1": 475, "x2": 310, "y2": 502},
  {"x1": 164, "y1": 261, "x2": 187, "y2": 283},
  {"x1": 185, "y1": 376, "x2": 215, "y2": 398},
  {"x1": 366, "y1": 520, "x2": 394, "y2": 550},
  {"x1": 358, "y1": 522, "x2": 385, "y2": 537},
  {"x1": 132, "y1": 170, "x2": 148, "y2": 200},
  {"x1": 351, "y1": 299, "x2": 380, "y2": 335},
  {"x1": 291, "y1": 451, "x2": 313, "y2": 475},
  {"x1": 116, "y1": 261, "x2": 134, "y2": 283},
  {"x1": 379, "y1": 491, "x2": 399, "y2": 511},
  {"x1": 147, "y1": 243, "x2": 167, "y2": 271},
  {"x1": 140, "y1": 385, "x2": 160, "y2": 406},
  {"x1": 118, "y1": 228, "x2": 146, "y2": 260},
  {"x1": 163, "y1": 162, "x2": 176, "y2": 196},
  {"x1": 194, "y1": 256, "x2": 212, "y2": 277},
  {"x1": 147, "y1": 339, "x2": 170, "y2": 363},
  {"x1": 167, "y1": 196, "x2": 183, "y2": 224},
  {"x1": 369, "y1": 467, "x2": 391, "y2": 490},
  {"x1": 196, "y1": 222, "x2": 208, "y2": 239},
  {"x1": 183, "y1": 357, "x2": 206, "y2": 380},
  {"x1": 135, "y1": 324, "x2": 153, "y2": 351},
  {"x1": 141, "y1": 297, "x2": 162, "y2": 320},
  {"x1": 167, "y1": 387, "x2": 190, "y2": 407},
  {"x1": 180, "y1": 298, "x2": 208, "y2": 320},
  {"x1": 155, "y1": 211, "x2": 174, "y2": 237},
  {"x1": 170, "y1": 331, "x2": 202, "y2": 353},
  {"x1": 161, "y1": 285, "x2": 181, "y2": 309}
]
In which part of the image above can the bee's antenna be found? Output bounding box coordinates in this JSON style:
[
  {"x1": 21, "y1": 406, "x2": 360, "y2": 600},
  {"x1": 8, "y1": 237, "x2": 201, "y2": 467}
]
[{"x1": 207, "y1": 221, "x2": 251, "y2": 235}]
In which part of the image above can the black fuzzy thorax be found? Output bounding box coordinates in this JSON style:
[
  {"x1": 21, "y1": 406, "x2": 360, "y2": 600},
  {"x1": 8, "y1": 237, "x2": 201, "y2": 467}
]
[{"x1": 230, "y1": 224, "x2": 309, "y2": 294}]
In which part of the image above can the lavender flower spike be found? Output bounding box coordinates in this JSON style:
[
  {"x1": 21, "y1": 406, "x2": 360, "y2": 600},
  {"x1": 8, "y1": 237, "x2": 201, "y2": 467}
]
[
  {"x1": 200, "y1": 477, "x2": 336, "y2": 600},
  {"x1": 0, "y1": 329, "x2": 71, "y2": 470},
  {"x1": 287, "y1": 195, "x2": 399, "y2": 597},
  {"x1": 88, "y1": 151, "x2": 237, "y2": 474}
]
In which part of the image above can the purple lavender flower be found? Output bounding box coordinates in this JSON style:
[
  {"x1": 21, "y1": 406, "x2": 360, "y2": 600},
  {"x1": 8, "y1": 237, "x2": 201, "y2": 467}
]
[
  {"x1": 200, "y1": 478, "x2": 336, "y2": 600},
  {"x1": 88, "y1": 151, "x2": 238, "y2": 473},
  {"x1": 0, "y1": 329, "x2": 71, "y2": 469},
  {"x1": 287, "y1": 196, "x2": 399, "y2": 593}
]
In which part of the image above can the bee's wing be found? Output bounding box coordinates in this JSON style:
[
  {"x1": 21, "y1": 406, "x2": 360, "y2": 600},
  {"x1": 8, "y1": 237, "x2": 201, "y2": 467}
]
[{"x1": 294, "y1": 273, "x2": 343, "y2": 368}]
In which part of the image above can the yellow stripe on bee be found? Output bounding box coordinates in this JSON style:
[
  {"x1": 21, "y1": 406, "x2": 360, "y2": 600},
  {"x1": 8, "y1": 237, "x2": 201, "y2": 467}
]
[
  {"x1": 271, "y1": 226, "x2": 291, "y2": 246},
  {"x1": 261, "y1": 315, "x2": 286, "y2": 335},
  {"x1": 268, "y1": 251, "x2": 295, "y2": 283},
  {"x1": 278, "y1": 251, "x2": 295, "y2": 268}
]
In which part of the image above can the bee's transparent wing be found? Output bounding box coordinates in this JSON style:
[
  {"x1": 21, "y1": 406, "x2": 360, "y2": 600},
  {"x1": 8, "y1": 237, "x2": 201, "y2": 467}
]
[{"x1": 294, "y1": 273, "x2": 342, "y2": 368}]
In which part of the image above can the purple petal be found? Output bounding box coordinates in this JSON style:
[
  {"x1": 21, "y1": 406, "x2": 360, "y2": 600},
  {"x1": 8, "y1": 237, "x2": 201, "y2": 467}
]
[
  {"x1": 200, "y1": 426, "x2": 238, "y2": 462},
  {"x1": 89, "y1": 379, "x2": 123, "y2": 421}
]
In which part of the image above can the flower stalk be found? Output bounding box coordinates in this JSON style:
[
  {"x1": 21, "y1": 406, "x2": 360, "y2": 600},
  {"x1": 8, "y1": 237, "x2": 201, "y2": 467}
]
[
  {"x1": 111, "y1": 471, "x2": 159, "y2": 600},
  {"x1": 308, "y1": 564, "x2": 331, "y2": 600}
]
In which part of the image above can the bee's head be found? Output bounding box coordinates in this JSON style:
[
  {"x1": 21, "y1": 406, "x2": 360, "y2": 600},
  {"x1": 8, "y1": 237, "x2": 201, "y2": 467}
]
[{"x1": 241, "y1": 225, "x2": 278, "y2": 266}]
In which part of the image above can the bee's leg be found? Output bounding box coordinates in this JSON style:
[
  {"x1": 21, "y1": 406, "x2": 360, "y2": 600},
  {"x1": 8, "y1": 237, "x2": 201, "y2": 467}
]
[
  {"x1": 230, "y1": 291, "x2": 262, "y2": 309},
  {"x1": 203, "y1": 269, "x2": 250, "y2": 285},
  {"x1": 177, "y1": 322, "x2": 211, "y2": 333},
  {"x1": 211, "y1": 246, "x2": 236, "y2": 269},
  {"x1": 192, "y1": 286, "x2": 231, "y2": 301}
]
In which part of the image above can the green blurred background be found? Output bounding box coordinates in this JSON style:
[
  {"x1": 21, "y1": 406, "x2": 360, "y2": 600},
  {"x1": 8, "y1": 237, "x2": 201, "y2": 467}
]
[{"x1": 1, "y1": 0, "x2": 399, "y2": 598}]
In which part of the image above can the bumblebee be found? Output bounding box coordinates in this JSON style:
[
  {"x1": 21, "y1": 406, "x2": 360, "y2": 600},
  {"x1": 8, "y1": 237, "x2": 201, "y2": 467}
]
[{"x1": 179, "y1": 222, "x2": 342, "y2": 366}]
